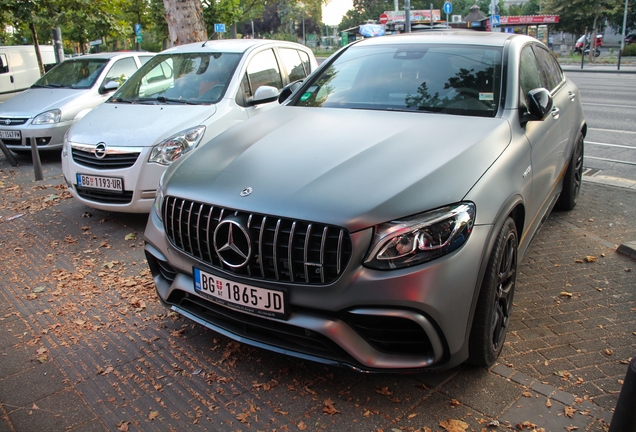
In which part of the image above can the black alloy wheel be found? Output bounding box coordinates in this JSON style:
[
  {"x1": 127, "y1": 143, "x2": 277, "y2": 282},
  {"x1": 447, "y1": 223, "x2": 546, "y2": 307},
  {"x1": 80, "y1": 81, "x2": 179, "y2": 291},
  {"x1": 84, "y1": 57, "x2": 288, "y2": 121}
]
[
  {"x1": 556, "y1": 133, "x2": 584, "y2": 211},
  {"x1": 468, "y1": 217, "x2": 518, "y2": 367}
]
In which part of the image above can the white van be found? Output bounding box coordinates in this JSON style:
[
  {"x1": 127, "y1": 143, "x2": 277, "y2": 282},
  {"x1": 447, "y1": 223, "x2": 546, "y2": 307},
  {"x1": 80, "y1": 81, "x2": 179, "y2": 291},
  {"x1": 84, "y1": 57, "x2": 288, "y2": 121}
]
[{"x1": 0, "y1": 45, "x2": 56, "y2": 102}]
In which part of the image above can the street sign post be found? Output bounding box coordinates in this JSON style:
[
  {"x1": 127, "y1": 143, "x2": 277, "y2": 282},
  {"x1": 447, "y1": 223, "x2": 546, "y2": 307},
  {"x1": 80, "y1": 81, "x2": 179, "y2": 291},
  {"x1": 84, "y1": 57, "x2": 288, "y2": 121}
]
[
  {"x1": 443, "y1": 2, "x2": 452, "y2": 25},
  {"x1": 215, "y1": 23, "x2": 226, "y2": 39}
]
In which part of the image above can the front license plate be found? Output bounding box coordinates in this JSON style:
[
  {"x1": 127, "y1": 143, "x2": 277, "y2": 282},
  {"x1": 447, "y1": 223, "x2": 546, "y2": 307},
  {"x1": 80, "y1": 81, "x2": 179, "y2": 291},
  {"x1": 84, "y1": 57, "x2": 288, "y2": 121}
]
[
  {"x1": 76, "y1": 174, "x2": 123, "y2": 191},
  {"x1": 0, "y1": 130, "x2": 21, "y2": 139},
  {"x1": 193, "y1": 268, "x2": 286, "y2": 319}
]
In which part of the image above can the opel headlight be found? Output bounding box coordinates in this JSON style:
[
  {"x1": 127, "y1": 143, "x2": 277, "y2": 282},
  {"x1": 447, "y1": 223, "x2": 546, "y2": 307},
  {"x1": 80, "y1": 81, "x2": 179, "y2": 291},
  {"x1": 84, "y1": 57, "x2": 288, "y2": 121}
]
[
  {"x1": 148, "y1": 126, "x2": 206, "y2": 165},
  {"x1": 32, "y1": 109, "x2": 62, "y2": 125},
  {"x1": 364, "y1": 203, "x2": 476, "y2": 270}
]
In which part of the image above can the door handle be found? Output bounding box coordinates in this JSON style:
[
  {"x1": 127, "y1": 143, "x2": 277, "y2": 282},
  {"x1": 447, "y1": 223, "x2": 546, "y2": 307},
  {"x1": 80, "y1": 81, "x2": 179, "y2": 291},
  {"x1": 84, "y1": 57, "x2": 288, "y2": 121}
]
[
  {"x1": 551, "y1": 107, "x2": 560, "y2": 119},
  {"x1": 568, "y1": 91, "x2": 576, "y2": 101},
  {"x1": 10, "y1": 75, "x2": 14, "y2": 83}
]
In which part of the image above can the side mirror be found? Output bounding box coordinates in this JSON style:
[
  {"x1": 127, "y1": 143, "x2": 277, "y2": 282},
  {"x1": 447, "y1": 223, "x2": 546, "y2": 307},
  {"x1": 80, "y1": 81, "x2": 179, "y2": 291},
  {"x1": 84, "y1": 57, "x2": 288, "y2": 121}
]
[
  {"x1": 278, "y1": 79, "x2": 304, "y2": 103},
  {"x1": 100, "y1": 80, "x2": 120, "y2": 94},
  {"x1": 522, "y1": 88, "x2": 552, "y2": 122},
  {"x1": 251, "y1": 85, "x2": 279, "y2": 105}
]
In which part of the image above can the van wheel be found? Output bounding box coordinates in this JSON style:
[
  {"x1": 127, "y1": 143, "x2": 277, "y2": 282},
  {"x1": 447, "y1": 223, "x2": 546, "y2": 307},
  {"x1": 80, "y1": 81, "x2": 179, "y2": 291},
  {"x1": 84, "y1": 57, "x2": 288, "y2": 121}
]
[
  {"x1": 468, "y1": 218, "x2": 517, "y2": 367},
  {"x1": 556, "y1": 133, "x2": 584, "y2": 211}
]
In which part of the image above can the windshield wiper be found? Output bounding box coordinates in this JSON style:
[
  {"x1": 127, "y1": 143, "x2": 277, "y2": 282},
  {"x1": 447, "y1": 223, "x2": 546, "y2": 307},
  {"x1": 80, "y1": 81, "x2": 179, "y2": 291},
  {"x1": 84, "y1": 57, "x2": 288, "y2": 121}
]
[
  {"x1": 156, "y1": 96, "x2": 198, "y2": 105},
  {"x1": 31, "y1": 84, "x2": 65, "y2": 89},
  {"x1": 110, "y1": 97, "x2": 135, "y2": 104}
]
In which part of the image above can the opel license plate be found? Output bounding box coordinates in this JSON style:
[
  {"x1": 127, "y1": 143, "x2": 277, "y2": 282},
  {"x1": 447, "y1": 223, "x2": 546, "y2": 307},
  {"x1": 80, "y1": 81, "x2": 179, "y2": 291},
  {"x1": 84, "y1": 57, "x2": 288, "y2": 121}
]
[
  {"x1": 76, "y1": 174, "x2": 123, "y2": 191},
  {"x1": 0, "y1": 130, "x2": 21, "y2": 139},
  {"x1": 193, "y1": 267, "x2": 286, "y2": 319}
]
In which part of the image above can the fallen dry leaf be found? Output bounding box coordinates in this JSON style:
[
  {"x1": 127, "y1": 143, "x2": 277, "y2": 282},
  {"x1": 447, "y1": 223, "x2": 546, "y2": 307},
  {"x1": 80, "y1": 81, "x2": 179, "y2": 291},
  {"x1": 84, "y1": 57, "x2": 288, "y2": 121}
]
[
  {"x1": 560, "y1": 291, "x2": 573, "y2": 298},
  {"x1": 546, "y1": 399, "x2": 552, "y2": 408},
  {"x1": 297, "y1": 421, "x2": 307, "y2": 431},
  {"x1": 565, "y1": 427, "x2": 578, "y2": 432},
  {"x1": 564, "y1": 406, "x2": 576, "y2": 418},
  {"x1": 522, "y1": 391, "x2": 532, "y2": 397},
  {"x1": 375, "y1": 386, "x2": 393, "y2": 396},
  {"x1": 584, "y1": 256, "x2": 597, "y2": 263},
  {"x1": 439, "y1": 419, "x2": 468, "y2": 432},
  {"x1": 323, "y1": 398, "x2": 340, "y2": 415},
  {"x1": 236, "y1": 412, "x2": 250, "y2": 423},
  {"x1": 604, "y1": 349, "x2": 613, "y2": 356},
  {"x1": 450, "y1": 398, "x2": 460, "y2": 406},
  {"x1": 148, "y1": 411, "x2": 159, "y2": 420}
]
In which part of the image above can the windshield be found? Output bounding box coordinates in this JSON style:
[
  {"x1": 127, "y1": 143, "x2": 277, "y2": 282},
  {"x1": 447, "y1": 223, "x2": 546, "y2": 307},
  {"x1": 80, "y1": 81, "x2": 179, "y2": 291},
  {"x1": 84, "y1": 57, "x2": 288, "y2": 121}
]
[
  {"x1": 110, "y1": 52, "x2": 241, "y2": 105},
  {"x1": 32, "y1": 58, "x2": 109, "y2": 89},
  {"x1": 294, "y1": 43, "x2": 502, "y2": 117}
]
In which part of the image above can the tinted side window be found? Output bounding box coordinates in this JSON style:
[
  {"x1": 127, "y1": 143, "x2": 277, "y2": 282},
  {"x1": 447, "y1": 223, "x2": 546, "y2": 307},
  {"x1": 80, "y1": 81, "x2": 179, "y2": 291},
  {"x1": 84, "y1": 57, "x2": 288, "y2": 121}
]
[
  {"x1": 245, "y1": 49, "x2": 283, "y2": 94},
  {"x1": 519, "y1": 46, "x2": 543, "y2": 104},
  {"x1": 279, "y1": 48, "x2": 307, "y2": 82},
  {"x1": 105, "y1": 57, "x2": 138, "y2": 85},
  {"x1": 533, "y1": 46, "x2": 562, "y2": 92},
  {"x1": 139, "y1": 56, "x2": 154, "y2": 66},
  {"x1": 0, "y1": 54, "x2": 8, "y2": 74}
]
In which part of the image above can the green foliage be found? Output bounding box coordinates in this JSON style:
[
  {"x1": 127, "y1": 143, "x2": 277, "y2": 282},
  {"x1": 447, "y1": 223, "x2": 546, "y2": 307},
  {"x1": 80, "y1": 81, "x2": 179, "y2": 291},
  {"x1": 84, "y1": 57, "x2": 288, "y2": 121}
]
[
  {"x1": 544, "y1": 0, "x2": 621, "y2": 36},
  {"x1": 622, "y1": 43, "x2": 636, "y2": 56}
]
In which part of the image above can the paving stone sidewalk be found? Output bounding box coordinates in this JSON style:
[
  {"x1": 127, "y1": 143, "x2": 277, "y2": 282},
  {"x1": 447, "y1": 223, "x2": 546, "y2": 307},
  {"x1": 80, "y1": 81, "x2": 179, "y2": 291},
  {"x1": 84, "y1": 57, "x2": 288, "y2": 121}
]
[{"x1": 0, "y1": 152, "x2": 634, "y2": 432}]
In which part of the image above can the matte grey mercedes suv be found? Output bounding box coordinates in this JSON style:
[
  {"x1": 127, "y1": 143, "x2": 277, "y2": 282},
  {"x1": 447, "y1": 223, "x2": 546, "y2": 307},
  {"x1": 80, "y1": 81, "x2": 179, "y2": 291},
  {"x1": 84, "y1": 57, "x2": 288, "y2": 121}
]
[{"x1": 143, "y1": 30, "x2": 586, "y2": 372}]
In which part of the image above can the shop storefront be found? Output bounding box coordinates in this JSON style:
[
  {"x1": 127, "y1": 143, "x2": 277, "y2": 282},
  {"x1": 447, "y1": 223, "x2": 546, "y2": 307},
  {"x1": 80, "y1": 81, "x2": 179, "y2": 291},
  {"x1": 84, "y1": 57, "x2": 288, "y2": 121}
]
[{"x1": 499, "y1": 15, "x2": 560, "y2": 47}]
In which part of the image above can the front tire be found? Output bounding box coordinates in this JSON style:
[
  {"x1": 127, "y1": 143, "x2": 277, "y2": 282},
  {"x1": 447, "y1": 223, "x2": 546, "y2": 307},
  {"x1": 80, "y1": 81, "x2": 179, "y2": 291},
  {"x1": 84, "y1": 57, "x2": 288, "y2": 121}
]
[
  {"x1": 556, "y1": 133, "x2": 584, "y2": 211},
  {"x1": 468, "y1": 218, "x2": 518, "y2": 367}
]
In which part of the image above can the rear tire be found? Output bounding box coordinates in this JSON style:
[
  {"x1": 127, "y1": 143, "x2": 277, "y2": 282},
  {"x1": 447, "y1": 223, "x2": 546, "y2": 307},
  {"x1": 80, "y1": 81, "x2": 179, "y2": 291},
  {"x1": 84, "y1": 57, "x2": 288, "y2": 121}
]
[
  {"x1": 468, "y1": 218, "x2": 517, "y2": 367},
  {"x1": 556, "y1": 133, "x2": 584, "y2": 211}
]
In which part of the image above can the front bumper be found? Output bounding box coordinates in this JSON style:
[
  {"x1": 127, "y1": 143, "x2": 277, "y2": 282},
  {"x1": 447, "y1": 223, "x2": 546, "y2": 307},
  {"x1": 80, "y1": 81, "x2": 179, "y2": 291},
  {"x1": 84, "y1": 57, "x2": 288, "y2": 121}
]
[
  {"x1": 143, "y1": 208, "x2": 492, "y2": 372},
  {"x1": 0, "y1": 121, "x2": 70, "y2": 151},
  {"x1": 62, "y1": 144, "x2": 165, "y2": 213}
]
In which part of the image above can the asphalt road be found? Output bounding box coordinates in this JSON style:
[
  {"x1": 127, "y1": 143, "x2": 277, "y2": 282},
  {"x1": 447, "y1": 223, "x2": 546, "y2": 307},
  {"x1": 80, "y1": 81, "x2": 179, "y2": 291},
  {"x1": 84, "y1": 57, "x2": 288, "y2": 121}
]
[{"x1": 567, "y1": 72, "x2": 636, "y2": 182}]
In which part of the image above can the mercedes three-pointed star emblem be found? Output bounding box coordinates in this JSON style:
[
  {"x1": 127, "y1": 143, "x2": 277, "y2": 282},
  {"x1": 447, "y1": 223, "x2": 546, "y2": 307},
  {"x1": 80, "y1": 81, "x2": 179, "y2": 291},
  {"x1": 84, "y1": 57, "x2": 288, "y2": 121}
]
[{"x1": 213, "y1": 218, "x2": 252, "y2": 268}]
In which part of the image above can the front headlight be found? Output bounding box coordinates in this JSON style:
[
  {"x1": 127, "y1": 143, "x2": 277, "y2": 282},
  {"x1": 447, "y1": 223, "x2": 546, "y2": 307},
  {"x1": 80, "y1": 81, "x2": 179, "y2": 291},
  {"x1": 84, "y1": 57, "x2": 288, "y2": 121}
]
[
  {"x1": 364, "y1": 203, "x2": 476, "y2": 270},
  {"x1": 154, "y1": 173, "x2": 166, "y2": 221},
  {"x1": 32, "y1": 109, "x2": 62, "y2": 125},
  {"x1": 148, "y1": 126, "x2": 206, "y2": 165}
]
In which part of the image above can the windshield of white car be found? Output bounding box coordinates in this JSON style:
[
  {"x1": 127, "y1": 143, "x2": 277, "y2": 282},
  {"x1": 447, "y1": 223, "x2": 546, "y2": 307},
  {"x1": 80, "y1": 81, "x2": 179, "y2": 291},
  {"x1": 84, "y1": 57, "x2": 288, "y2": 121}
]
[
  {"x1": 33, "y1": 59, "x2": 109, "y2": 89},
  {"x1": 109, "y1": 52, "x2": 241, "y2": 105},
  {"x1": 294, "y1": 43, "x2": 502, "y2": 117}
]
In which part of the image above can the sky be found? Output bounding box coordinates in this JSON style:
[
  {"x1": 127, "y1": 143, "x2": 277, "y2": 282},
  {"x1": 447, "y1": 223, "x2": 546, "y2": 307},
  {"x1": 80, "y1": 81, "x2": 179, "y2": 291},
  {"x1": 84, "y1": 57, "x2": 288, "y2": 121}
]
[{"x1": 322, "y1": 0, "x2": 354, "y2": 26}]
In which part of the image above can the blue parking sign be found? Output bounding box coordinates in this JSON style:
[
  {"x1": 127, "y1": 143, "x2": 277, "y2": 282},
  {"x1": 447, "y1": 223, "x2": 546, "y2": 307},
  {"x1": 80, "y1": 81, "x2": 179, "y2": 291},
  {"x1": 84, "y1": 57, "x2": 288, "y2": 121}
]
[{"x1": 214, "y1": 23, "x2": 226, "y2": 33}]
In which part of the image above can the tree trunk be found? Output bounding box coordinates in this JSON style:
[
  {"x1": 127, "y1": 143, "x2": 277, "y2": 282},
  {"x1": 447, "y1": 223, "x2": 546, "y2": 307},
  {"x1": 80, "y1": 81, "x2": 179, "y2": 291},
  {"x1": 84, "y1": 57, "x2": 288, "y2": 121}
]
[
  {"x1": 231, "y1": 23, "x2": 237, "y2": 39},
  {"x1": 163, "y1": 0, "x2": 208, "y2": 46},
  {"x1": 29, "y1": 22, "x2": 45, "y2": 76}
]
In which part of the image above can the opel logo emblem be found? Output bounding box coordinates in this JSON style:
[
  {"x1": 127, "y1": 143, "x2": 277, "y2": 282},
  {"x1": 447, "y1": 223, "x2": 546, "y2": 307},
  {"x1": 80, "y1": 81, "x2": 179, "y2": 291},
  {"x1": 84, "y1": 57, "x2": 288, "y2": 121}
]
[
  {"x1": 94, "y1": 142, "x2": 107, "y2": 159},
  {"x1": 4, "y1": 119, "x2": 10, "y2": 125},
  {"x1": 214, "y1": 217, "x2": 252, "y2": 268},
  {"x1": 240, "y1": 187, "x2": 253, "y2": 197}
]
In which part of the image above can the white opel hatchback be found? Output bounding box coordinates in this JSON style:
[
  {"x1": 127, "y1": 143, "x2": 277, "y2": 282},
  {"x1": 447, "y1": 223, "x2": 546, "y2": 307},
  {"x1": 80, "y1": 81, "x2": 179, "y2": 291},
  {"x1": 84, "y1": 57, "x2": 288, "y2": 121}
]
[
  {"x1": 62, "y1": 39, "x2": 317, "y2": 213},
  {"x1": 0, "y1": 52, "x2": 153, "y2": 152}
]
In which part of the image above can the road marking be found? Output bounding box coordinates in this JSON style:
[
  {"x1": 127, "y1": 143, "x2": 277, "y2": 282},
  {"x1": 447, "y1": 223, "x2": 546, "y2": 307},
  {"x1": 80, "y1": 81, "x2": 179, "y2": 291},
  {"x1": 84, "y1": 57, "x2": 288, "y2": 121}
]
[
  {"x1": 582, "y1": 102, "x2": 636, "y2": 108},
  {"x1": 586, "y1": 141, "x2": 636, "y2": 150},
  {"x1": 588, "y1": 127, "x2": 636, "y2": 135},
  {"x1": 585, "y1": 156, "x2": 636, "y2": 166}
]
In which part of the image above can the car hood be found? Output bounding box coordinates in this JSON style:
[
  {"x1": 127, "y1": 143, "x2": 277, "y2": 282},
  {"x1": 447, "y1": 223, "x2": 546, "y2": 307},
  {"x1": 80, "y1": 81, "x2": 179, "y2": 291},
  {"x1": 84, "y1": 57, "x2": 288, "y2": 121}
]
[
  {"x1": 0, "y1": 88, "x2": 89, "y2": 116},
  {"x1": 164, "y1": 107, "x2": 512, "y2": 231},
  {"x1": 68, "y1": 103, "x2": 217, "y2": 147}
]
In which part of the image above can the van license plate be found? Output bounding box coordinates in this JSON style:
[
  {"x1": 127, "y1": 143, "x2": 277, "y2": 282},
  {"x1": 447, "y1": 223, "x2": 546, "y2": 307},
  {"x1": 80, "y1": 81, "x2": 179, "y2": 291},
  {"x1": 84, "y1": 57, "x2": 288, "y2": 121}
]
[
  {"x1": 193, "y1": 267, "x2": 286, "y2": 319},
  {"x1": 76, "y1": 174, "x2": 123, "y2": 191}
]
